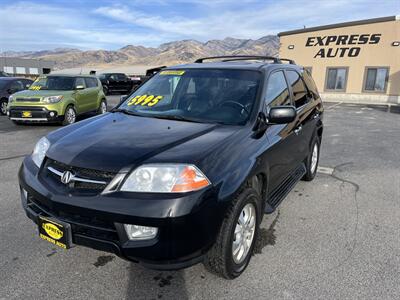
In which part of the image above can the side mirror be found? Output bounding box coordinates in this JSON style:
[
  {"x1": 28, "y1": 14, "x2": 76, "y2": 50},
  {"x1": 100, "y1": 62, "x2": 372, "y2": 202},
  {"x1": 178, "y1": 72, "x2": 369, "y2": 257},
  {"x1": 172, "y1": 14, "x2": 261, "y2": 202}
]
[
  {"x1": 75, "y1": 85, "x2": 85, "y2": 90},
  {"x1": 268, "y1": 106, "x2": 297, "y2": 124},
  {"x1": 120, "y1": 95, "x2": 127, "y2": 103}
]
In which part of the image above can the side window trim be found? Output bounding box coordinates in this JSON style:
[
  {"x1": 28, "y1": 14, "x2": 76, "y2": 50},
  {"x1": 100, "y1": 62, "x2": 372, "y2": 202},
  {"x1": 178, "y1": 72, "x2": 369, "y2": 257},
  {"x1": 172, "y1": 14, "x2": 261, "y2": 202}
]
[
  {"x1": 263, "y1": 69, "x2": 292, "y2": 112},
  {"x1": 285, "y1": 69, "x2": 311, "y2": 110}
]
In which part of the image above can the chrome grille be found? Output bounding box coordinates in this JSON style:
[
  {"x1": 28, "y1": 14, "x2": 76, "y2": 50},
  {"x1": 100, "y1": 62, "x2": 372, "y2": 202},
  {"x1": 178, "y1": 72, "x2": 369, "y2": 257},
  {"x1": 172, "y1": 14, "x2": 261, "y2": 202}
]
[{"x1": 44, "y1": 159, "x2": 117, "y2": 191}]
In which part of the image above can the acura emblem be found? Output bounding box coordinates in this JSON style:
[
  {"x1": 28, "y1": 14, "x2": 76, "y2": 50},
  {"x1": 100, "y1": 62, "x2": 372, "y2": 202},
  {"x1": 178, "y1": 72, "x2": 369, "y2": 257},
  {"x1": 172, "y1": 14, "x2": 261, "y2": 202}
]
[{"x1": 61, "y1": 171, "x2": 74, "y2": 184}]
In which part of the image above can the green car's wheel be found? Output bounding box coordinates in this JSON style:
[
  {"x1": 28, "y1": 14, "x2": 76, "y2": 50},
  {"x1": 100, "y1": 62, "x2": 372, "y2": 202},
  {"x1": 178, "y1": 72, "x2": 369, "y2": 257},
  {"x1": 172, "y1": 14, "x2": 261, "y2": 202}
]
[
  {"x1": 62, "y1": 105, "x2": 76, "y2": 126},
  {"x1": 98, "y1": 99, "x2": 107, "y2": 114}
]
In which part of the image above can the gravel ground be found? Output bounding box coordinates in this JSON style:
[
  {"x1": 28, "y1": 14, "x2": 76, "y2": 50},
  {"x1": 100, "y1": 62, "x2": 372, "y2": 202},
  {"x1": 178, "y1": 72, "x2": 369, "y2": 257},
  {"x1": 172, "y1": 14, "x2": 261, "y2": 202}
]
[{"x1": 0, "y1": 98, "x2": 399, "y2": 299}]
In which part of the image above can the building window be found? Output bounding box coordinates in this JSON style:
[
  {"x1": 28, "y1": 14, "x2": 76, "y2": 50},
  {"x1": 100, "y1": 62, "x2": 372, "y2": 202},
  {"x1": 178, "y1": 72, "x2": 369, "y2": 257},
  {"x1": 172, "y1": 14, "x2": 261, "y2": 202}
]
[
  {"x1": 15, "y1": 67, "x2": 26, "y2": 74},
  {"x1": 29, "y1": 68, "x2": 39, "y2": 75},
  {"x1": 3, "y1": 66, "x2": 13, "y2": 73},
  {"x1": 325, "y1": 67, "x2": 348, "y2": 92},
  {"x1": 363, "y1": 67, "x2": 389, "y2": 93}
]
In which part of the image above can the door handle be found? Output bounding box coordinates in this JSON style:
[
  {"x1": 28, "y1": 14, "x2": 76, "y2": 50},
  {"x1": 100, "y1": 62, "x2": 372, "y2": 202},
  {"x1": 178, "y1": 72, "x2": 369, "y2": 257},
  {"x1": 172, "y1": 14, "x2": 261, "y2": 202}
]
[{"x1": 294, "y1": 125, "x2": 302, "y2": 135}]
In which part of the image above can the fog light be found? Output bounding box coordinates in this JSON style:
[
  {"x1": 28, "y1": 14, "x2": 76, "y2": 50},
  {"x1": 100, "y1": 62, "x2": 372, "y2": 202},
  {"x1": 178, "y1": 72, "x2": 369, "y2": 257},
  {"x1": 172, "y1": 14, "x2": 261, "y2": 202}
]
[
  {"x1": 124, "y1": 224, "x2": 158, "y2": 240},
  {"x1": 49, "y1": 112, "x2": 55, "y2": 117}
]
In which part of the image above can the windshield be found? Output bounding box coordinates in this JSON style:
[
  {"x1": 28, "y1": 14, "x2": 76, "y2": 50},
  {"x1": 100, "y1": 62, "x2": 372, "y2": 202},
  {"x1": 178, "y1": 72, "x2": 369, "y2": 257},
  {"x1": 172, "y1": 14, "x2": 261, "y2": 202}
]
[
  {"x1": 29, "y1": 76, "x2": 75, "y2": 91},
  {"x1": 0, "y1": 80, "x2": 9, "y2": 89},
  {"x1": 119, "y1": 69, "x2": 260, "y2": 125}
]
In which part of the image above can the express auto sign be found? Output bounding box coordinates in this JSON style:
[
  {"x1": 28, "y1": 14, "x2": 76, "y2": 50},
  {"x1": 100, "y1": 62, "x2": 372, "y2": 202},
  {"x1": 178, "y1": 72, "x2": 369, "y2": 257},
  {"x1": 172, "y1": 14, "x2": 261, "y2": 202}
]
[{"x1": 305, "y1": 34, "x2": 381, "y2": 58}]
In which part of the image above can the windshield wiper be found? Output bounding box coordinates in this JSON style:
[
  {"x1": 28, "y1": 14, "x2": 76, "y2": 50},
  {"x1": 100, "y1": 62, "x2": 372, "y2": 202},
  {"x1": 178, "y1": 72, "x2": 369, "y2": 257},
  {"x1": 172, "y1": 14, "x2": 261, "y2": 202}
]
[
  {"x1": 111, "y1": 108, "x2": 147, "y2": 117},
  {"x1": 149, "y1": 114, "x2": 205, "y2": 123}
]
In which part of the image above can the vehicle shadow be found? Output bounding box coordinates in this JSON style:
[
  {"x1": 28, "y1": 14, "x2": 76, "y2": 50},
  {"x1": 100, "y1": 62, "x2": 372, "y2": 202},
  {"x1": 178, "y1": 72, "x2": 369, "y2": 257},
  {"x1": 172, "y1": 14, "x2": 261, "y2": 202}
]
[{"x1": 126, "y1": 263, "x2": 189, "y2": 300}]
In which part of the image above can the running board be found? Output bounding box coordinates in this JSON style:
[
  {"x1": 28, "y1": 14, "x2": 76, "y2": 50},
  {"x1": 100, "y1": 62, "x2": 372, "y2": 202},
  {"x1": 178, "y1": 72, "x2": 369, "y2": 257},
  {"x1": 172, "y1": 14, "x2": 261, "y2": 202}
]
[{"x1": 265, "y1": 163, "x2": 306, "y2": 214}]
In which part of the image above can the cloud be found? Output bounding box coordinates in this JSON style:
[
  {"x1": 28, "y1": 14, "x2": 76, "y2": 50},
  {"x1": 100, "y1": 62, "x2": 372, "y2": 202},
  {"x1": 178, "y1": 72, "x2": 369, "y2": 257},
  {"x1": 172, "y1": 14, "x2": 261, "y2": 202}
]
[
  {"x1": 0, "y1": 0, "x2": 398, "y2": 51},
  {"x1": 94, "y1": 0, "x2": 399, "y2": 40}
]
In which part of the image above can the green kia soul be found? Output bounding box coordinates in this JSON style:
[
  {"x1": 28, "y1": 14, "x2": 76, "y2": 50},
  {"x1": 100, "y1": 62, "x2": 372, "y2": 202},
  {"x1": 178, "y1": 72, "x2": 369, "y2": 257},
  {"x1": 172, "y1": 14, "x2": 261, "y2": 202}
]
[{"x1": 7, "y1": 75, "x2": 107, "y2": 125}]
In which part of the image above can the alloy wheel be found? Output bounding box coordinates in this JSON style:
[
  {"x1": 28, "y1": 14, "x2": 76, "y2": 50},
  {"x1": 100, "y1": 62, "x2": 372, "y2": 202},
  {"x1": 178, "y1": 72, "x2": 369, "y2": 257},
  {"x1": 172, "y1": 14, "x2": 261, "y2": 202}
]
[
  {"x1": 66, "y1": 107, "x2": 76, "y2": 124},
  {"x1": 1, "y1": 101, "x2": 7, "y2": 115},
  {"x1": 100, "y1": 101, "x2": 107, "y2": 114},
  {"x1": 232, "y1": 203, "x2": 256, "y2": 264},
  {"x1": 310, "y1": 143, "x2": 318, "y2": 174}
]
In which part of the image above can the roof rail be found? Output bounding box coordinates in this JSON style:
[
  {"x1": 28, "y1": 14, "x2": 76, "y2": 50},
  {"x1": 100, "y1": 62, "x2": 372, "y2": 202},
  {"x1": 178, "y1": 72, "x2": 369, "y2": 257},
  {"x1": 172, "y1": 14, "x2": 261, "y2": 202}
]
[
  {"x1": 194, "y1": 55, "x2": 281, "y2": 64},
  {"x1": 279, "y1": 58, "x2": 296, "y2": 64}
]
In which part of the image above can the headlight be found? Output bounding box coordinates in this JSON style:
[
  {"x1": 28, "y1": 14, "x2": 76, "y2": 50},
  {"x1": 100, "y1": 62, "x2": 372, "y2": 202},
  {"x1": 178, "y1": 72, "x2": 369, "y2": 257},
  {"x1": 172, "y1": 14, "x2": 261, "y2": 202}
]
[
  {"x1": 43, "y1": 95, "x2": 63, "y2": 103},
  {"x1": 120, "y1": 164, "x2": 210, "y2": 193},
  {"x1": 32, "y1": 137, "x2": 50, "y2": 168},
  {"x1": 9, "y1": 95, "x2": 14, "y2": 103}
]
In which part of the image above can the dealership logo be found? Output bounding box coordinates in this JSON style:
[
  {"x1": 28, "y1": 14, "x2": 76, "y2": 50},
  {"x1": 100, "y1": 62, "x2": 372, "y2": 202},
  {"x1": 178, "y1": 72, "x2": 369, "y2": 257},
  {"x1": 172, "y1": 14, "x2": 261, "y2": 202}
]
[
  {"x1": 305, "y1": 34, "x2": 381, "y2": 58},
  {"x1": 61, "y1": 171, "x2": 74, "y2": 184}
]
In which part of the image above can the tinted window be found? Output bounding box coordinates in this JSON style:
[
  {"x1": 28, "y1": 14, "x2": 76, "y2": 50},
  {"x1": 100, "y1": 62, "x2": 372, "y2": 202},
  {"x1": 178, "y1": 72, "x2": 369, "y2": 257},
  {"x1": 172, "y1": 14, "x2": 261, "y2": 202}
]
[
  {"x1": 286, "y1": 70, "x2": 309, "y2": 108},
  {"x1": 302, "y1": 70, "x2": 319, "y2": 99},
  {"x1": 364, "y1": 67, "x2": 388, "y2": 92},
  {"x1": 265, "y1": 71, "x2": 290, "y2": 107},
  {"x1": 10, "y1": 80, "x2": 24, "y2": 91},
  {"x1": 30, "y1": 76, "x2": 75, "y2": 90},
  {"x1": 85, "y1": 77, "x2": 98, "y2": 88},
  {"x1": 75, "y1": 78, "x2": 86, "y2": 88},
  {"x1": 0, "y1": 79, "x2": 9, "y2": 89},
  {"x1": 326, "y1": 68, "x2": 347, "y2": 91},
  {"x1": 110, "y1": 74, "x2": 126, "y2": 81},
  {"x1": 120, "y1": 69, "x2": 261, "y2": 125}
]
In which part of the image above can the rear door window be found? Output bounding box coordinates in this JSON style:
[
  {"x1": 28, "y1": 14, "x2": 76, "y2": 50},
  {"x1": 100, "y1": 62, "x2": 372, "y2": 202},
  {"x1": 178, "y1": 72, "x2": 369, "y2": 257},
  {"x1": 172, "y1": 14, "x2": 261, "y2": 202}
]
[
  {"x1": 265, "y1": 71, "x2": 291, "y2": 107},
  {"x1": 85, "y1": 78, "x2": 98, "y2": 88},
  {"x1": 75, "y1": 77, "x2": 86, "y2": 88},
  {"x1": 286, "y1": 70, "x2": 309, "y2": 108}
]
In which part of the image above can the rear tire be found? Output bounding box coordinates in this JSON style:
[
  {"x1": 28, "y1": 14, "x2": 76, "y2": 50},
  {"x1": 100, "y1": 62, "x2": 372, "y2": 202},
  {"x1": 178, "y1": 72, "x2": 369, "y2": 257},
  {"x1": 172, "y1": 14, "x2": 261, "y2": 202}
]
[
  {"x1": 0, "y1": 99, "x2": 8, "y2": 115},
  {"x1": 62, "y1": 105, "x2": 76, "y2": 126},
  {"x1": 303, "y1": 136, "x2": 320, "y2": 181},
  {"x1": 97, "y1": 99, "x2": 107, "y2": 115},
  {"x1": 203, "y1": 188, "x2": 261, "y2": 279}
]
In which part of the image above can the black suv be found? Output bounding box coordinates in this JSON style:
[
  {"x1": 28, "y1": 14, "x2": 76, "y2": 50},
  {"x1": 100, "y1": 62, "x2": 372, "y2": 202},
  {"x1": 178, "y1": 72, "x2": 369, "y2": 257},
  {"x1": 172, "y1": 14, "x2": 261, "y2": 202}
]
[
  {"x1": 19, "y1": 56, "x2": 323, "y2": 279},
  {"x1": 0, "y1": 77, "x2": 33, "y2": 115},
  {"x1": 98, "y1": 73, "x2": 140, "y2": 95}
]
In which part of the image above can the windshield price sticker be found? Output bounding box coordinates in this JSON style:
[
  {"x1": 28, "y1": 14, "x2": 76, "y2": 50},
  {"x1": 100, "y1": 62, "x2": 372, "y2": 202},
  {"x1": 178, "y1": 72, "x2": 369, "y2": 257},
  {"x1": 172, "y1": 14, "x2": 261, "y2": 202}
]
[
  {"x1": 29, "y1": 86, "x2": 42, "y2": 90},
  {"x1": 159, "y1": 70, "x2": 185, "y2": 76},
  {"x1": 127, "y1": 95, "x2": 163, "y2": 107}
]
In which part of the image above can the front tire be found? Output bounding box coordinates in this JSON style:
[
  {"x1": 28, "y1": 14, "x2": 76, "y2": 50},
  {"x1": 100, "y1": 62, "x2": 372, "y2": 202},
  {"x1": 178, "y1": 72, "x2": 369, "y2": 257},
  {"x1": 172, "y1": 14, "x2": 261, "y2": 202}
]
[
  {"x1": 62, "y1": 105, "x2": 76, "y2": 126},
  {"x1": 0, "y1": 99, "x2": 8, "y2": 115},
  {"x1": 203, "y1": 188, "x2": 261, "y2": 279},
  {"x1": 303, "y1": 136, "x2": 320, "y2": 181}
]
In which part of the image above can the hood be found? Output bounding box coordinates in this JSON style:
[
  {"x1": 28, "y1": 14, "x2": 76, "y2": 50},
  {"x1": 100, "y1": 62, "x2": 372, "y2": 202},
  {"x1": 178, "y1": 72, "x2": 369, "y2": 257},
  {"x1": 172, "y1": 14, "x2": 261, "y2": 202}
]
[
  {"x1": 46, "y1": 112, "x2": 228, "y2": 172},
  {"x1": 13, "y1": 89, "x2": 73, "y2": 98}
]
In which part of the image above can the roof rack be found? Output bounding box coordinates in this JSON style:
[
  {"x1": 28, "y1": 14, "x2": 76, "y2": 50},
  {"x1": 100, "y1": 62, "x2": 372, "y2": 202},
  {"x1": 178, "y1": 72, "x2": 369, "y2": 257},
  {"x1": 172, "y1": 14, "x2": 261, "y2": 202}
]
[
  {"x1": 194, "y1": 55, "x2": 281, "y2": 64},
  {"x1": 279, "y1": 58, "x2": 296, "y2": 64}
]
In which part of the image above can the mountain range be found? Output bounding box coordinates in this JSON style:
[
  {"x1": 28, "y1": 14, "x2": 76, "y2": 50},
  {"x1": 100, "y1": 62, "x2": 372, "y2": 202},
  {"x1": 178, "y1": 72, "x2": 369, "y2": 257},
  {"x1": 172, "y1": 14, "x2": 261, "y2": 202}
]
[{"x1": 1, "y1": 36, "x2": 279, "y2": 70}]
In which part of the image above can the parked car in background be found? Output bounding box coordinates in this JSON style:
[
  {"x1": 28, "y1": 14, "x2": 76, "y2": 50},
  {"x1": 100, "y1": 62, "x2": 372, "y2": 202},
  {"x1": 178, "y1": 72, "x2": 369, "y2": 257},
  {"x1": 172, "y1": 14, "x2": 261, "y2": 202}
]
[
  {"x1": 0, "y1": 71, "x2": 11, "y2": 77},
  {"x1": 98, "y1": 73, "x2": 140, "y2": 95},
  {"x1": 7, "y1": 74, "x2": 107, "y2": 125},
  {"x1": 0, "y1": 77, "x2": 33, "y2": 115}
]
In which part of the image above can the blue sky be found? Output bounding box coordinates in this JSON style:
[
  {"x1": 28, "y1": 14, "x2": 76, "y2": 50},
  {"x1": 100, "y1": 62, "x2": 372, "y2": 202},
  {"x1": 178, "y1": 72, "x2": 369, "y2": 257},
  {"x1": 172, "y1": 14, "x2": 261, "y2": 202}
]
[{"x1": 0, "y1": 0, "x2": 398, "y2": 51}]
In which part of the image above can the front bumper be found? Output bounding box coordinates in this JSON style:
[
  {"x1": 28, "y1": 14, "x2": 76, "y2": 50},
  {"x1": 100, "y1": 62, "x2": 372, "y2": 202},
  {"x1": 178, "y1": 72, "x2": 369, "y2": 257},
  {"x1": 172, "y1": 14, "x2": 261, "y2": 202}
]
[
  {"x1": 19, "y1": 157, "x2": 225, "y2": 270},
  {"x1": 9, "y1": 106, "x2": 63, "y2": 122}
]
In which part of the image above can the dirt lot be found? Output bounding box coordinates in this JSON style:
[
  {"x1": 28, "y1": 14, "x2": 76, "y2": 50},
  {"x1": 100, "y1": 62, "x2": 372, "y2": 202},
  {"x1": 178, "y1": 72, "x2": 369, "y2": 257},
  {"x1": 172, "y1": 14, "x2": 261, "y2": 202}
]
[{"x1": 0, "y1": 98, "x2": 399, "y2": 299}]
